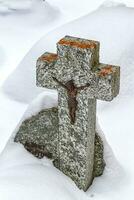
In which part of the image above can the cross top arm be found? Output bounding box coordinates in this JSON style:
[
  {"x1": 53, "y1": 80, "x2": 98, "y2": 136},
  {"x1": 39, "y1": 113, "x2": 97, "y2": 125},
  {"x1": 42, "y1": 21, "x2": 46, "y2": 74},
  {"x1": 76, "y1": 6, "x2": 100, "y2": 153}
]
[{"x1": 36, "y1": 36, "x2": 100, "y2": 89}]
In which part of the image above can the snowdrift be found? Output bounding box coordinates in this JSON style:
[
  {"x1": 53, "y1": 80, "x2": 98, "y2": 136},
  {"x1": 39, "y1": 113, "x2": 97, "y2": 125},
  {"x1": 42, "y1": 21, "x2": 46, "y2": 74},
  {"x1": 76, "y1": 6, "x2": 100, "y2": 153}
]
[{"x1": 0, "y1": 91, "x2": 124, "y2": 200}]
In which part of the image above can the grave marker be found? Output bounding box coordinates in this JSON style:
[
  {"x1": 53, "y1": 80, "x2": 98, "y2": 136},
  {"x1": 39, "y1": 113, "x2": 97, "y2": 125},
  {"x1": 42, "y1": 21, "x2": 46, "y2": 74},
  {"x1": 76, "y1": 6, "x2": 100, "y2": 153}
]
[{"x1": 36, "y1": 36, "x2": 120, "y2": 191}]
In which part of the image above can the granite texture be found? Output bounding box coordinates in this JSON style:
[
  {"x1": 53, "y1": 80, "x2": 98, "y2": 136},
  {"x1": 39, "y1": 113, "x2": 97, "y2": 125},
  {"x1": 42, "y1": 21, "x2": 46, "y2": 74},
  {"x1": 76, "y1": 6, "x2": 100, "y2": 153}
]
[
  {"x1": 57, "y1": 88, "x2": 96, "y2": 190},
  {"x1": 93, "y1": 133, "x2": 105, "y2": 177},
  {"x1": 15, "y1": 107, "x2": 105, "y2": 180},
  {"x1": 36, "y1": 35, "x2": 120, "y2": 191},
  {"x1": 15, "y1": 108, "x2": 58, "y2": 159}
]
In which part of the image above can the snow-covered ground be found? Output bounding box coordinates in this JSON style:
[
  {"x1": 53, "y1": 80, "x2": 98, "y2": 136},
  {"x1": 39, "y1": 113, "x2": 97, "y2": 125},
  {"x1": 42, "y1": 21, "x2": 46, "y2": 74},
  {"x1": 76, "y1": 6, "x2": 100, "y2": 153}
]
[
  {"x1": 0, "y1": 92, "x2": 125, "y2": 200},
  {"x1": 0, "y1": 0, "x2": 134, "y2": 199}
]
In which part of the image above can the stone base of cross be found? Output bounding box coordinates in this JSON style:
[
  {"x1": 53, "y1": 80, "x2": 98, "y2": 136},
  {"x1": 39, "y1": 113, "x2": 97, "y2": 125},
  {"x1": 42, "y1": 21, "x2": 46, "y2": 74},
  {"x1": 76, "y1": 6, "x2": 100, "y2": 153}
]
[{"x1": 36, "y1": 36, "x2": 120, "y2": 191}]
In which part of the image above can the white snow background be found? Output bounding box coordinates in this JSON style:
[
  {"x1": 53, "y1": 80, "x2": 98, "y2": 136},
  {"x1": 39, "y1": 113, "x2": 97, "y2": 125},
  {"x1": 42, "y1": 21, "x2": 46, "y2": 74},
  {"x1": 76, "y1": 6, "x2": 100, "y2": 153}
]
[{"x1": 0, "y1": 0, "x2": 134, "y2": 199}]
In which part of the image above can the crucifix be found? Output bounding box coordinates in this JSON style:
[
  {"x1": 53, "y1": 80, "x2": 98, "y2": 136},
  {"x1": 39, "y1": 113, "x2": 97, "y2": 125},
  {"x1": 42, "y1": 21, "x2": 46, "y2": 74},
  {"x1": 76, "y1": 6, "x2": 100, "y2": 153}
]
[
  {"x1": 52, "y1": 77, "x2": 90, "y2": 124},
  {"x1": 36, "y1": 36, "x2": 120, "y2": 191}
]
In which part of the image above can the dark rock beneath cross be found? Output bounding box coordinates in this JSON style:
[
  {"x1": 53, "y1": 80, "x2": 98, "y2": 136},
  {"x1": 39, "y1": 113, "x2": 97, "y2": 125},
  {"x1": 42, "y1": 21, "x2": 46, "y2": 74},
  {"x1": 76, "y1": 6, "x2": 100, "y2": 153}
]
[{"x1": 14, "y1": 107, "x2": 105, "y2": 178}]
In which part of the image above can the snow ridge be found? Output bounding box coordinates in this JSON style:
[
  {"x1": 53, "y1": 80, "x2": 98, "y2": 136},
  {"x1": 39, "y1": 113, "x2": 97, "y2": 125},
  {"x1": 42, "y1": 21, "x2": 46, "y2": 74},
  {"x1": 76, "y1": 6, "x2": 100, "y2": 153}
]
[{"x1": 0, "y1": 0, "x2": 32, "y2": 13}]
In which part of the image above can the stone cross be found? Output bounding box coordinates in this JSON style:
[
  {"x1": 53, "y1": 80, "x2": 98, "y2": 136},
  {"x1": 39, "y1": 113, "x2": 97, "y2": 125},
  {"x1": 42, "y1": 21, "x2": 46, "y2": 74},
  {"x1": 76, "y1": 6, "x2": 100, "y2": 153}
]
[{"x1": 36, "y1": 36, "x2": 120, "y2": 191}]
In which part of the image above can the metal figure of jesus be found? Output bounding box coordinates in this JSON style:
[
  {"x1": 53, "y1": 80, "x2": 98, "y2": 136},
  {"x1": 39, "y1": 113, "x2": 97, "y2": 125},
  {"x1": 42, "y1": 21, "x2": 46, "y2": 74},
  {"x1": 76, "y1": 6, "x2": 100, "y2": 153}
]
[{"x1": 53, "y1": 77, "x2": 90, "y2": 124}]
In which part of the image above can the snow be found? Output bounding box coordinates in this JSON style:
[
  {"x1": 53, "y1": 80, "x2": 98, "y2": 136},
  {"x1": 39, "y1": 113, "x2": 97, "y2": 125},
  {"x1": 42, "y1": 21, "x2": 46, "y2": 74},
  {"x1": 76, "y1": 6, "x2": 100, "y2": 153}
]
[
  {"x1": 0, "y1": 93, "x2": 27, "y2": 152},
  {"x1": 0, "y1": 143, "x2": 87, "y2": 200},
  {"x1": 0, "y1": 92, "x2": 125, "y2": 200},
  {"x1": 0, "y1": 0, "x2": 134, "y2": 199},
  {"x1": 0, "y1": 0, "x2": 32, "y2": 12},
  {"x1": 0, "y1": 0, "x2": 60, "y2": 85},
  {"x1": 100, "y1": 0, "x2": 126, "y2": 8}
]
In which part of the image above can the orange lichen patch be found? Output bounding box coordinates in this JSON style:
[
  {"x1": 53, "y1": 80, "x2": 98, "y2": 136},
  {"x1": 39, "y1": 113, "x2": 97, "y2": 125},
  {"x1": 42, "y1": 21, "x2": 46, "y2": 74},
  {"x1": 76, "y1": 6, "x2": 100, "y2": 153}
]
[
  {"x1": 58, "y1": 38, "x2": 97, "y2": 49},
  {"x1": 40, "y1": 53, "x2": 58, "y2": 62},
  {"x1": 99, "y1": 65, "x2": 114, "y2": 76}
]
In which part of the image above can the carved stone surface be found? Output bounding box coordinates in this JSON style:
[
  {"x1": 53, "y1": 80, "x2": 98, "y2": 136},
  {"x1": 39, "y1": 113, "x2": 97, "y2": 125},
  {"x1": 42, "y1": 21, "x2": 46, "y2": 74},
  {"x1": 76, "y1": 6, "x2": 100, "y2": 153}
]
[
  {"x1": 36, "y1": 36, "x2": 120, "y2": 191},
  {"x1": 14, "y1": 107, "x2": 105, "y2": 179}
]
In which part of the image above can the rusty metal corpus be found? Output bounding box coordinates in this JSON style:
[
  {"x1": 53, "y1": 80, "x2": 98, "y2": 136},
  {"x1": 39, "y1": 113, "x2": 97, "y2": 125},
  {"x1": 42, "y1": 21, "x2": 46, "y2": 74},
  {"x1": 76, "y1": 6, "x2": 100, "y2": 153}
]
[{"x1": 53, "y1": 77, "x2": 90, "y2": 124}]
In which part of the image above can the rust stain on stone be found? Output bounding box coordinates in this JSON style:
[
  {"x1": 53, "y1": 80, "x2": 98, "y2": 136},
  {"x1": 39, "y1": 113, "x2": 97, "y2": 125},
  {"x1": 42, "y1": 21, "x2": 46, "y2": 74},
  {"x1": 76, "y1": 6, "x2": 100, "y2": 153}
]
[
  {"x1": 58, "y1": 39, "x2": 96, "y2": 49},
  {"x1": 40, "y1": 53, "x2": 58, "y2": 62},
  {"x1": 99, "y1": 65, "x2": 114, "y2": 76}
]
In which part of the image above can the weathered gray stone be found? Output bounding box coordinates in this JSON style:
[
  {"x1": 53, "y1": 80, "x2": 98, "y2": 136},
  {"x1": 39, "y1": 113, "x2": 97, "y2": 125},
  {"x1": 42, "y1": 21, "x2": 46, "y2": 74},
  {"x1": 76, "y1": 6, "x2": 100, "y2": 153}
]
[
  {"x1": 36, "y1": 35, "x2": 120, "y2": 190},
  {"x1": 93, "y1": 133, "x2": 105, "y2": 177},
  {"x1": 15, "y1": 108, "x2": 58, "y2": 159},
  {"x1": 14, "y1": 107, "x2": 105, "y2": 179}
]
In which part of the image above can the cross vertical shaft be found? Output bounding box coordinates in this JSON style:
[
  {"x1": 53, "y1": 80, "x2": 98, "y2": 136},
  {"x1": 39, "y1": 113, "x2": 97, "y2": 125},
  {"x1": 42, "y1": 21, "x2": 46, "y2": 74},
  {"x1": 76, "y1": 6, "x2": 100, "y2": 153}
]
[{"x1": 57, "y1": 86, "x2": 96, "y2": 190}]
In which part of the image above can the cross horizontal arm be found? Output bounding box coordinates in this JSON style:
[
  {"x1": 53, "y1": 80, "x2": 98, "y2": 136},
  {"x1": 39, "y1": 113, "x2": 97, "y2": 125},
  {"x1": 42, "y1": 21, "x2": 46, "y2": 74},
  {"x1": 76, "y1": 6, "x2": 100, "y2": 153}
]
[
  {"x1": 36, "y1": 52, "x2": 59, "y2": 89},
  {"x1": 92, "y1": 63, "x2": 120, "y2": 101}
]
